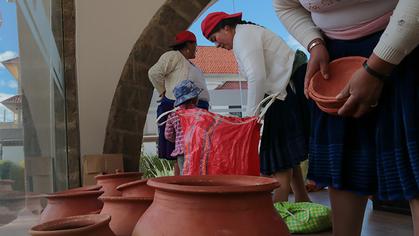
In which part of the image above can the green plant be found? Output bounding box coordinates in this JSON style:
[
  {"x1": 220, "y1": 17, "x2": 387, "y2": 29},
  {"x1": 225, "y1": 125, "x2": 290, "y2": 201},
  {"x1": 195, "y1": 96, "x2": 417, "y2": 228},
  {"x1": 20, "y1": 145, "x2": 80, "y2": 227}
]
[{"x1": 139, "y1": 154, "x2": 174, "y2": 178}]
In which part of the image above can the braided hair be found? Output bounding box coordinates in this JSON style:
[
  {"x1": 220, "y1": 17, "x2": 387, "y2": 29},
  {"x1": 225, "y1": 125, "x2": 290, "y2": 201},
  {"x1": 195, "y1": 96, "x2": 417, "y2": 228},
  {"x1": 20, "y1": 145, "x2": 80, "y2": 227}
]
[{"x1": 208, "y1": 18, "x2": 262, "y2": 37}]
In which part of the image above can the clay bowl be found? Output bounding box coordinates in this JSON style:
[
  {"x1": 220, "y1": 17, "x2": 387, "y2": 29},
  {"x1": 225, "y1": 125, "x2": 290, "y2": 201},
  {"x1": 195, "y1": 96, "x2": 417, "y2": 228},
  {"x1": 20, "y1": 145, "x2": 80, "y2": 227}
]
[
  {"x1": 116, "y1": 179, "x2": 155, "y2": 198},
  {"x1": 29, "y1": 214, "x2": 115, "y2": 236},
  {"x1": 308, "y1": 56, "x2": 366, "y2": 114},
  {"x1": 309, "y1": 56, "x2": 366, "y2": 100}
]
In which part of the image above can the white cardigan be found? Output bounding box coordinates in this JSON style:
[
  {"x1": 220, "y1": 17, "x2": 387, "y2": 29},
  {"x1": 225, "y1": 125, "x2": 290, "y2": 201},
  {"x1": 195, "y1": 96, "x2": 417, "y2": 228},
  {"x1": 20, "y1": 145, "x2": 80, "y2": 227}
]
[
  {"x1": 233, "y1": 24, "x2": 296, "y2": 117},
  {"x1": 273, "y1": 0, "x2": 419, "y2": 65}
]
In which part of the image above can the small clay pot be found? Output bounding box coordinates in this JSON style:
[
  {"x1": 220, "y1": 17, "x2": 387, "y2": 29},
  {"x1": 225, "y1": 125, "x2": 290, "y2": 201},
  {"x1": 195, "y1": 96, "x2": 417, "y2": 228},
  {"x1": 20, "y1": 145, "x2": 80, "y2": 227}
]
[
  {"x1": 100, "y1": 196, "x2": 153, "y2": 236},
  {"x1": 116, "y1": 179, "x2": 155, "y2": 198},
  {"x1": 95, "y1": 172, "x2": 142, "y2": 196},
  {"x1": 29, "y1": 214, "x2": 115, "y2": 236},
  {"x1": 0, "y1": 179, "x2": 15, "y2": 192},
  {"x1": 39, "y1": 190, "x2": 104, "y2": 223},
  {"x1": 132, "y1": 175, "x2": 290, "y2": 236}
]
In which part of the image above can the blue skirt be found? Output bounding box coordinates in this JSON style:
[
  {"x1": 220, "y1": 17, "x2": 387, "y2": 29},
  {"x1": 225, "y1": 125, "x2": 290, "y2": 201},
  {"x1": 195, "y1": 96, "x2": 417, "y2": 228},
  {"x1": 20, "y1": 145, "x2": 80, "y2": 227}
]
[
  {"x1": 259, "y1": 64, "x2": 309, "y2": 175},
  {"x1": 308, "y1": 31, "x2": 419, "y2": 200},
  {"x1": 157, "y1": 96, "x2": 209, "y2": 160}
]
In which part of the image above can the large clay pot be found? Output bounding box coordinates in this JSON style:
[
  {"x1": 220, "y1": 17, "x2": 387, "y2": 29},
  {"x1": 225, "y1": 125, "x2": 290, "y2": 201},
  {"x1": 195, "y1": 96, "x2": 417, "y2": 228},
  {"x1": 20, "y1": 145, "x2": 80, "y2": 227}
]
[
  {"x1": 132, "y1": 175, "x2": 290, "y2": 236},
  {"x1": 95, "y1": 172, "x2": 142, "y2": 196},
  {"x1": 29, "y1": 214, "x2": 115, "y2": 236},
  {"x1": 39, "y1": 190, "x2": 104, "y2": 223},
  {"x1": 58, "y1": 185, "x2": 102, "y2": 194},
  {"x1": 100, "y1": 196, "x2": 153, "y2": 236},
  {"x1": 116, "y1": 179, "x2": 155, "y2": 198}
]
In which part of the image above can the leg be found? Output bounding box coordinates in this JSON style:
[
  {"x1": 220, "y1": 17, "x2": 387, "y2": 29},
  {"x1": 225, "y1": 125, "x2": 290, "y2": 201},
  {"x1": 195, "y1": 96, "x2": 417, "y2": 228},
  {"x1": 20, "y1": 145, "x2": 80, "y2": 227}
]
[
  {"x1": 329, "y1": 187, "x2": 368, "y2": 236},
  {"x1": 173, "y1": 160, "x2": 180, "y2": 176},
  {"x1": 272, "y1": 169, "x2": 293, "y2": 202},
  {"x1": 178, "y1": 156, "x2": 185, "y2": 176},
  {"x1": 410, "y1": 197, "x2": 419, "y2": 236},
  {"x1": 290, "y1": 165, "x2": 311, "y2": 202}
]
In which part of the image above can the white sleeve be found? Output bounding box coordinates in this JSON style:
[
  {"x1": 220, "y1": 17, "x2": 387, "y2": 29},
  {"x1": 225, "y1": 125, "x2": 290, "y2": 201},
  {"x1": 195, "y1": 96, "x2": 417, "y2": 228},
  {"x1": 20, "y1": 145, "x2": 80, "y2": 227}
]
[
  {"x1": 235, "y1": 44, "x2": 266, "y2": 117},
  {"x1": 273, "y1": 0, "x2": 323, "y2": 49},
  {"x1": 373, "y1": 0, "x2": 419, "y2": 64}
]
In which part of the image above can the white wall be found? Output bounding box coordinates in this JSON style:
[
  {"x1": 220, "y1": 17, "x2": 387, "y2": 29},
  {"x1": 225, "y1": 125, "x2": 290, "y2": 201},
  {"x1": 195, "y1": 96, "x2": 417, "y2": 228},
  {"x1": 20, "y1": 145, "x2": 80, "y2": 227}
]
[{"x1": 75, "y1": 0, "x2": 165, "y2": 157}]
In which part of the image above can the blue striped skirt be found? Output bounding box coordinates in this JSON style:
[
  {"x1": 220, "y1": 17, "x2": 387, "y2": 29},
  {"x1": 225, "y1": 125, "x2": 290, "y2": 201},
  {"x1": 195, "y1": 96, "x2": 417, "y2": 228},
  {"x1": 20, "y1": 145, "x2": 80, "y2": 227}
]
[{"x1": 308, "y1": 31, "x2": 419, "y2": 201}]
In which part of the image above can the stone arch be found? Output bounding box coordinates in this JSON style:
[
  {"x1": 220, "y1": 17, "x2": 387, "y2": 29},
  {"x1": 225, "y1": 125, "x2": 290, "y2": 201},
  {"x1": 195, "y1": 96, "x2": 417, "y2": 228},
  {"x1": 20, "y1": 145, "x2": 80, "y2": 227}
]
[{"x1": 103, "y1": 0, "x2": 213, "y2": 171}]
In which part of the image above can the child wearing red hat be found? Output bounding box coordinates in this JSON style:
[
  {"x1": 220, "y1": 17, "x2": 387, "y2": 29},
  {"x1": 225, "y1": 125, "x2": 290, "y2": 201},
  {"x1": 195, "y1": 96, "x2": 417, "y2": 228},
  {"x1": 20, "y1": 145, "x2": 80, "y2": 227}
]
[{"x1": 201, "y1": 11, "x2": 310, "y2": 203}]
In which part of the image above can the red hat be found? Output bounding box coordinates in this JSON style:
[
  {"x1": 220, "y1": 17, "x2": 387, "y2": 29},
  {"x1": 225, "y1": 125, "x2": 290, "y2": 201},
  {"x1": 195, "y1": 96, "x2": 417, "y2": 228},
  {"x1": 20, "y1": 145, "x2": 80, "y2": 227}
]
[
  {"x1": 170, "y1": 31, "x2": 196, "y2": 47},
  {"x1": 201, "y1": 12, "x2": 242, "y2": 39}
]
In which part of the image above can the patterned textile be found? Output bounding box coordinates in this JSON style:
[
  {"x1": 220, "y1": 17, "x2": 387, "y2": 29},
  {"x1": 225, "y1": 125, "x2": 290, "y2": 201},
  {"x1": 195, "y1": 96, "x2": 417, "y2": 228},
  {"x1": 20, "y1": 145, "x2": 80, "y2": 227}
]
[
  {"x1": 274, "y1": 202, "x2": 332, "y2": 234},
  {"x1": 165, "y1": 106, "x2": 193, "y2": 157}
]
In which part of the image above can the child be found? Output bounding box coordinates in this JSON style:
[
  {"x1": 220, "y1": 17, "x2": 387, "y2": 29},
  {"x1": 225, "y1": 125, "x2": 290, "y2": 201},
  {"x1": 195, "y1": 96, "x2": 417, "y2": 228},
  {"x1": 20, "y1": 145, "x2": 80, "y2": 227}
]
[{"x1": 164, "y1": 80, "x2": 202, "y2": 175}]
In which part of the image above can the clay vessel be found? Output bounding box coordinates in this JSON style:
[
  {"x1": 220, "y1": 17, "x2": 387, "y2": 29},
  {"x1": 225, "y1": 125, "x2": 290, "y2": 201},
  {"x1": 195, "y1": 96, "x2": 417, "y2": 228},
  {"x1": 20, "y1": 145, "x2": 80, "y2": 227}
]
[
  {"x1": 116, "y1": 179, "x2": 155, "y2": 198},
  {"x1": 309, "y1": 56, "x2": 366, "y2": 100},
  {"x1": 308, "y1": 56, "x2": 366, "y2": 114},
  {"x1": 95, "y1": 172, "x2": 142, "y2": 196},
  {"x1": 58, "y1": 185, "x2": 102, "y2": 194},
  {"x1": 132, "y1": 175, "x2": 290, "y2": 236},
  {"x1": 29, "y1": 214, "x2": 115, "y2": 236},
  {"x1": 100, "y1": 196, "x2": 153, "y2": 236},
  {"x1": 39, "y1": 190, "x2": 104, "y2": 223},
  {"x1": 0, "y1": 179, "x2": 14, "y2": 192}
]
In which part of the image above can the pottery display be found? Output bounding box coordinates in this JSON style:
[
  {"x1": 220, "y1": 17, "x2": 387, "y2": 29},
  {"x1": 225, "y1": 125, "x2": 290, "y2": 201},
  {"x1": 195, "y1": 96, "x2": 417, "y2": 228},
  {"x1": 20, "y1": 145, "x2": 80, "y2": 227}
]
[
  {"x1": 29, "y1": 214, "x2": 115, "y2": 236},
  {"x1": 95, "y1": 171, "x2": 142, "y2": 196},
  {"x1": 116, "y1": 179, "x2": 155, "y2": 198},
  {"x1": 100, "y1": 196, "x2": 153, "y2": 236},
  {"x1": 39, "y1": 190, "x2": 104, "y2": 223},
  {"x1": 132, "y1": 175, "x2": 290, "y2": 236}
]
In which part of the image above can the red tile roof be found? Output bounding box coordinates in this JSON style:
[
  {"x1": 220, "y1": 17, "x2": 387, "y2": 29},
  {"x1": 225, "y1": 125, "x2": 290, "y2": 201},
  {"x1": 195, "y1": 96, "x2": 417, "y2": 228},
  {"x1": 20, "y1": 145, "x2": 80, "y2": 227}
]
[
  {"x1": 1, "y1": 95, "x2": 21, "y2": 105},
  {"x1": 215, "y1": 81, "x2": 248, "y2": 90},
  {"x1": 191, "y1": 46, "x2": 238, "y2": 74}
]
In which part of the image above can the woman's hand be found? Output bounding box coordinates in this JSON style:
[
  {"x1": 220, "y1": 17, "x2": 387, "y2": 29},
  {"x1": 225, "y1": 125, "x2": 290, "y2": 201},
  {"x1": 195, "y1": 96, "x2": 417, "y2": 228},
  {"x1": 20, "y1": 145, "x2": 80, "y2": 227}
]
[
  {"x1": 304, "y1": 43, "x2": 330, "y2": 98},
  {"x1": 336, "y1": 68, "x2": 384, "y2": 118},
  {"x1": 336, "y1": 54, "x2": 394, "y2": 118}
]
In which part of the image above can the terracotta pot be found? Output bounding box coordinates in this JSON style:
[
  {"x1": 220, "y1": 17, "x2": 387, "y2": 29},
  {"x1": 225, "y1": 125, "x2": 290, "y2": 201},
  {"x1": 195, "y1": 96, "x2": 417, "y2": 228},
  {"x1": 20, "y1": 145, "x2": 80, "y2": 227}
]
[
  {"x1": 29, "y1": 214, "x2": 115, "y2": 236},
  {"x1": 116, "y1": 179, "x2": 155, "y2": 198},
  {"x1": 132, "y1": 175, "x2": 290, "y2": 236},
  {"x1": 100, "y1": 196, "x2": 153, "y2": 236},
  {"x1": 309, "y1": 56, "x2": 366, "y2": 100},
  {"x1": 95, "y1": 172, "x2": 142, "y2": 196},
  {"x1": 39, "y1": 190, "x2": 104, "y2": 223},
  {"x1": 0, "y1": 179, "x2": 14, "y2": 192},
  {"x1": 58, "y1": 185, "x2": 102, "y2": 194}
]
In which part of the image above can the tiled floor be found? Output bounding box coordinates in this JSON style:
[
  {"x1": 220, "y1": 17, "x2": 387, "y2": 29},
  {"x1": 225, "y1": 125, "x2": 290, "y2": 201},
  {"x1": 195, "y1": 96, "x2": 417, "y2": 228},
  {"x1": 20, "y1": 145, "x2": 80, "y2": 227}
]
[{"x1": 292, "y1": 190, "x2": 413, "y2": 236}]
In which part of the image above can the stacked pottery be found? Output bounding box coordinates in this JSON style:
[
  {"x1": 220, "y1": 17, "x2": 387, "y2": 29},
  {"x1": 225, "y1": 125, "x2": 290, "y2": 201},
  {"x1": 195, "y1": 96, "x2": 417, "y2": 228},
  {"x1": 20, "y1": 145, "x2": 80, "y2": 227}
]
[
  {"x1": 99, "y1": 178, "x2": 154, "y2": 236},
  {"x1": 308, "y1": 56, "x2": 366, "y2": 115},
  {"x1": 29, "y1": 214, "x2": 115, "y2": 236},
  {"x1": 39, "y1": 190, "x2": 104, "y2": 223},
  {"x1": 132, "y1": 175, "x2": 290, "y2": 236},
  {"x1": 95, "y1": 171, "x2": 142, "y2": 196}
]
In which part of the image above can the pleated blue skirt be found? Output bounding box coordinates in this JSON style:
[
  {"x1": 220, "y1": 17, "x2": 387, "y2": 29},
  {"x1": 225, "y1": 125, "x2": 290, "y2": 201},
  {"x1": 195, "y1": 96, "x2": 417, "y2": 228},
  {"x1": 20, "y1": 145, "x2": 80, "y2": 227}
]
[{"x1": 307, "y1": 31, "x2": 419, "y2": 200}]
